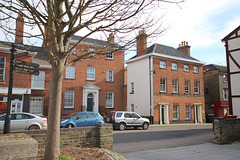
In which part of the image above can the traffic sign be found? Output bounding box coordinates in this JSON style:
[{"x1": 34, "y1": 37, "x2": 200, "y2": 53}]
[{"x1": 14, "y1": 60, "x2": 39, "y2": 75}]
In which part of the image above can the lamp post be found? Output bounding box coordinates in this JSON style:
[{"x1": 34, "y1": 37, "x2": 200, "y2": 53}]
[{"x1": 3, "y1": 44, "x2": 16, "y2": 134}]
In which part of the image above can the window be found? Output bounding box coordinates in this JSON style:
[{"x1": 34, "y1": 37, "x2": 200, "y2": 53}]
[
  {"x1": 193, "y1": 66, "x2": 199, "y2": 73},
  {"x1": 64, "y1": 90, "x2": 74, "y2": 108},
  {"x1": 173, "y1": 105, "x2": 179, "y2": 120},
  {"x1": 131, "y1": 104, "x2": 134, "y2": 112},
  {"x1": 106, "y1": 92, "x2": 114, "y2": 108},
  {"x1": 223, "y1": 75, "x2": 228, "y2": 82},
  {"x1": 172, "y1": 79, "x2": 178, "y2": 93},
  {"x1": 223, "y1": 88, "x2": 228, "y2": 100},
  {"x1": 172, "y1": 63, "x2": 177, "y2": 70},
  {"x1": 185, "y1": 80, "x2": 190, "y2": 94},
  {"x1": 186, "y1": 105, "x2": 191, "y2": 119},
  {"x1": 88, "y1": 48, "x2": 96, "y2": 56},
  {"x1": 31, "y1": 71, "x2": 45, "y2": 89},
  {"x1": 106, "y1": 69, "x2": 114, "y2": 82},
  {"x1": 184, "y1": 65, "x2": 189, "y2": 72},
  {"x1": 160, "y1": 78, "x2": 167, "y2": 92},
  {"x1": 194, "y1": 81, "x2": 200, "y2": 94},
  {"x1": 130, "y1": 82, "x2": 134, "y2": 94},
  {"x1": 68, "y1": 45, "x2": 76, "y2": 54},
  {"x1": 87, "y1": 67, "x2": 95, "y2": 80},
  {"x1": 0, "y1": 56, "x2": 6, "y2": 80},
  {"x1": 30, "y1": 97, "x2": 44, "y2": 115},
  {"x1": 66, "y1": 66, "x2": 75, "y2": 79},
  {"x1": 106, "y1": 52, "x2": 114, "y2": 59},
  {"x1": 160, "y1": 61, "x2": 166, "y2": 69}
]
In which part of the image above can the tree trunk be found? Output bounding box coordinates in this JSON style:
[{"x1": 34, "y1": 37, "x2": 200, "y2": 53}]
[{"x1": 44, "y1": 60, "x2": 64, "y2": 160}]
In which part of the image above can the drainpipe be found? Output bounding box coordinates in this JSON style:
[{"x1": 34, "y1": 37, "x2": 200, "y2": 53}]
[{"x1": 149, "y1": 56, "x2": 154, "y2": 124}]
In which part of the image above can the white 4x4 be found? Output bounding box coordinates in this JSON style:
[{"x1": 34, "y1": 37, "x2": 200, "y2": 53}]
[{"x1": 112, "y1": 111, "x2": 150, "y2": 130}]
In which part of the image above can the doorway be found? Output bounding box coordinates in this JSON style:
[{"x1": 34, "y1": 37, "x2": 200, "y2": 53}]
[
  {"x1": 87, "y1": 93, "x2": 94, "y2": 111},
  {"x1": 161, "y1": 106, "x2": 165, "y2": 124}
]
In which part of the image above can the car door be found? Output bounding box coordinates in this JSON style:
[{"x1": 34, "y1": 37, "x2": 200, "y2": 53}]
[
  {"x1": 124, "y1": 113, "x2": 134, "y2": 125},
  {"x1": 74, "y1": 112, "x2": 88, "y2": 127},
  {"x1": 11, "y1": 113, "x2": 31, "y2": 130},
  {"x1": 87, "y1": 112, "x2": 98, "y2": 126},
  {"x1": 132, "y1": 113, "x2": 142, "y2": 126}
]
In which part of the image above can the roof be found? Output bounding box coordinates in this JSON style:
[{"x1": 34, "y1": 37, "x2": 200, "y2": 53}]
[
  {"x1": 128, "y1": 43, "x2": 202, "y2": 64},
  {"x1": 203, "y1": 64, "x2": 227, "y2": 73},
  {"x1": 222, "y1": 25, "x2": 240, "y2": 41}
]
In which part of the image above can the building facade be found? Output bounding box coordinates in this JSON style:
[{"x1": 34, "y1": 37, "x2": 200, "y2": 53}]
[
  {"x1": 203, "y1": 64, "x2": 229, "y2": 122},
  {"x1": 126, "y1": 30, "x2": 205, "y2": 124},
  {"x1": 0, "y1": 15, "x2": 125, "y2": 117},
  {"x1": 222, "y1": 25, "x2": 240, "y2": 117}
]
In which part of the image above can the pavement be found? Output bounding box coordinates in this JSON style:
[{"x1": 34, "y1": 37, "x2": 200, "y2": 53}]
[{"x1": 120, "y1": 142, "x2": 240, "y2": 160}]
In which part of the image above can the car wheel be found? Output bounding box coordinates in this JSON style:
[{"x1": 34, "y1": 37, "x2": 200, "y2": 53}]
[
  {"x1": 142, "y1": 122, "x2": 149, "y2": 130},
  {"x1": 119, "y1": 123, "x2": 126, "y2": 131},
  {"x1": 29, "y1": 125, "x2": 40, "y2": 130},
  {"x1": 66, "y1": 124, "x2": 74, "y2": 128}
]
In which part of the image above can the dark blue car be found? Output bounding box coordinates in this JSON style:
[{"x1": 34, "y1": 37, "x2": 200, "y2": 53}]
[{"x1": 60, "y1": 112, "x2": 104, "y2": 128}]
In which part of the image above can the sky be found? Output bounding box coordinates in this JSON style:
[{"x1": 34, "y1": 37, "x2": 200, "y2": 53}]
[{"x1": 125, "y1": 0, "x2": 240, "y2": 66}]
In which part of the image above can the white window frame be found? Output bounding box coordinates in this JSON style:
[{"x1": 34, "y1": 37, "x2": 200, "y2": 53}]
[
  {"x1": 65, "y1": 66, "x2": 75, "y2": 79},
  {"x1": 186, "y1": 105, "x2": 191, "y2": 119},
  {"x1": 106, "y1": 52, "x2": 114, "y2": 59},
  {"x1": 64, "y1": 90, "x2": 74, "y2": 109},
  {"x1": 87, "y1": 67, "x2": 95, "y2": 80},
  {"x1": 172, "y1": 63, "x2": 178, "y2": 70},
  {"x1": 184, "y1": 65, "x2": 189, "y2": 72},
  {"x1": 160, "y1": 61, "x2": 166, "y2": 69},
  {"x1": 106, "y1": 92, "x2": 114, "y2": 108},
  {"x1": 160, "y1": 78, "x2": 167, "y2": 92},
  {"x1": 106, "y1": 69, "x2": 114, "y2": 82},
  {"x1": 185, "y1": 80, "x2": 190, "y2": 94},
  {"x1": 193, "y1": 66, "x2": 199, "y2": 73},
  {"x1": 30, "y1": 97, "x2": 44, "y2": 115},
  {"x1": 194, "y1": 81, "x2": 200, "y2": 94},
  {"x1": 0, "y1": 56, "x2": 6, "y2": 80},
  {"x1": 172, "y1": 79, "x2": 178, "y2": 93},
  {"x1": 31, "y1": 71, "x2": 45, "y2": 89},
  {"x1": 223, "y1": 88, "x2": 228, "y2": 100},
  {"x1": 173, "y1": 105, "x2": 179, "y2": 120},
  {"x1": 130, "y1": 82, "x2": 134, "y2": 94}
]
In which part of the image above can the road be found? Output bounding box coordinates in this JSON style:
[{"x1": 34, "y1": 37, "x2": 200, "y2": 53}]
[{"x1": 113, "y1": 124, "x2": 212, "y2": 153}]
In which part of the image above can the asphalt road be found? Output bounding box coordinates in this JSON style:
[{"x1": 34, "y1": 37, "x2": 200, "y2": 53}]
[{"x1": 113, "y1": 124, "x2": 212, "y2": 153}]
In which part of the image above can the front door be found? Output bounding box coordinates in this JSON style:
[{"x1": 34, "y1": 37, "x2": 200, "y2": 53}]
[
  {"x1": 87, "y1": 93, "x2": 94, "y2": 111},
  {"x1": 161, "y1": 107, "x2": 165, "y2": 124},
  {"x1": 11, "y1": 101, "x2": 22, "y2": 113}
]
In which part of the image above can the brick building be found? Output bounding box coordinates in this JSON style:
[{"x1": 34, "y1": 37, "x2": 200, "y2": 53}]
[
  {"x1": 0, "y1": 15, "x2": 125, "y2": 116},
  {"x1": 203, "y1": 64, "x2": 229, "y2": 122},
  {"x1": 126, "y1": 30, "x2": 205, "y2": 124}
]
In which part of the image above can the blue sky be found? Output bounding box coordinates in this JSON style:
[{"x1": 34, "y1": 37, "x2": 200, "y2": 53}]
[{"x1": 125, "y1": 0, "x2": 240, "y2": 66}]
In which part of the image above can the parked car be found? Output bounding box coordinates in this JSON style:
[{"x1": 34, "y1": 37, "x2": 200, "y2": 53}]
[
  {"x1": 60, "y1": 112, "x2": 104, "y2": 128},
  {"x1": 0, "y1": 112, "x2": 47, "y2": 131},
  {"x1": 106, "y1": 111, "x2": 116, "y2": 123},
  {"x1": 112, "y1": 111, "x2": 150, "y2": 130}
]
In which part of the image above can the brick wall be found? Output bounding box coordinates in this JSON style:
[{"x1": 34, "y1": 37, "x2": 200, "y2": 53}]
[
  {"x1": 212, "y1": 118, "x2": 240, "y2": 144},
  {"x1": 18, "y1": 123, "x2": 113, "y2": 150}
]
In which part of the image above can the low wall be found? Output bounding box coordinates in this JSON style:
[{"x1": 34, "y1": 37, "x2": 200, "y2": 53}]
[
  {"x1": 16, "y1": 123, "x2": 113, "y2": 150},
  {"x1": 212, "y1": 118, "x2": 240, "y2": 144}
]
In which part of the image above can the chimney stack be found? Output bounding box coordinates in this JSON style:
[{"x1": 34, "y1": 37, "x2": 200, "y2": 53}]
[
  {"x1": 177, "y1": 41, "x2": 191, "y2": 56},
  {"x1": 136, "y1": 29, "x2": 147, "y2": 56},
  {"x1": 108, "y1": 33, "x2": 114, "y2": 42},
  {"x1": 15, "y1": 13, "x2": 24, "y2": 44}
]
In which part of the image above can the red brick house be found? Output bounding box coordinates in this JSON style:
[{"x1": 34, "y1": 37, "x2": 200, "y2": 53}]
[
  {"x1": 0, "y1": 16, "x2": 125, "y2": 116},
  {"x1": 126, "y1": 30, "x2": 206, "y2": 124}
]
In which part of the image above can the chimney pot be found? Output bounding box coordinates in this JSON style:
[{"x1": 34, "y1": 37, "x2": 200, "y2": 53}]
[{"x1": 177, "y1": 41, "x2": 191, "y2": 56}]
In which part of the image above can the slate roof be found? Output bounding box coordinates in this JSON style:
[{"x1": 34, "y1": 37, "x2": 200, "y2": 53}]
[
  {"x1": 130, "y1": 43, "x2": 199, "y2": 62},
  {"x1": 204, "y1": 64, "x2": 227, "y2": 73}
]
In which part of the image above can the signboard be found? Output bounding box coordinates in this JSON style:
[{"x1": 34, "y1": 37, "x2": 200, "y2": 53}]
[
  {"x1": 0, "y1": 102, "x2": 7, "y2": 113},
  {"x1": 14, "y1": 60, "x2": 39, "y2": 75}
]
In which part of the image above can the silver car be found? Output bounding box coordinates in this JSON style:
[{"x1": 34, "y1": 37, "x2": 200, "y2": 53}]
[
  {"x1": 0, "y1": 112, "x2": 47, "y2": 131},
  {"x1": 112, "y1": 111, "x2": 150, "y2": 130}
]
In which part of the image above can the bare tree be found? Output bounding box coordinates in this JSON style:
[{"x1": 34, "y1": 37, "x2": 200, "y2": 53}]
[{"x1": 0, "y1": 0, "x2": 184, "y2": 159}]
